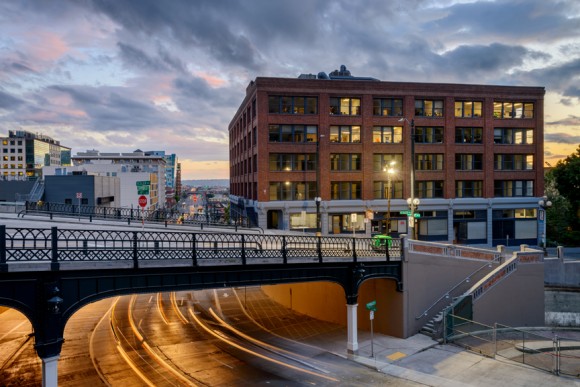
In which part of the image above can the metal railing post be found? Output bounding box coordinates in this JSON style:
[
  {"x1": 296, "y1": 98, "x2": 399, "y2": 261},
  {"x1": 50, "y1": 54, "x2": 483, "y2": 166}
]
[
  {"x1": 493, "y1": 322, "x2": 497, "y2": 358},
  {"x1": 192, "y1": 234, "x2": 197, "y2": 267},
  {"x1": 352, "y1": 238, "x2": 357, "y2": 263},
  {"x1": 282, "y1": 236, "x2": 287, "y2": 264},
  {"x1": 317, "y1": 235, "x2": 322, "y2": 263},
  {"x1": 132, "y1": 232, "x2": 138, "y2": 269},
  {"x1": 241, "y1": 234, "x2": 246, "y2": 265},
  {"x1": 51, "y1": 226, "x2": 59, "y2": 271},
  {"x1": 0, "y1": 225, "x2": 7, "y2": 272}
]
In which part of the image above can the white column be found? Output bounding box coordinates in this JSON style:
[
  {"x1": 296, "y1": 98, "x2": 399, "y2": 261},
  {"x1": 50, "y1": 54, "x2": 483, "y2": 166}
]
[
  {"x1": 346, "y1": 303, "x2": 358, "y2": 354},
  {"x1": 42, "y1": 354, "x2": 60, "y2": 387}
]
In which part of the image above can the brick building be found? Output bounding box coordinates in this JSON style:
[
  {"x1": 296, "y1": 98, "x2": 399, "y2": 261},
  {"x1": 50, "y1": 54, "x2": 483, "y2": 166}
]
[{"x1": 229, "y1": 66, "x2": 545, "y2": 246}]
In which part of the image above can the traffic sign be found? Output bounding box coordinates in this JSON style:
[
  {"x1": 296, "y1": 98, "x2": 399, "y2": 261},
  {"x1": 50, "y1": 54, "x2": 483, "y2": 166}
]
[
  {"x1": 366, "y1": 300, "x2": 377, "y2": 311},
  {"x1": 414, "y1": 213, "x2": 421, "y2": 218},
  {"x1": 137, "y1": 186, "x2": 150, "y2": 195},
  {"x1": 76, "y1": 192, "x2": 82, "y2": 199},
  {"x1": 399, "y1": 210, "x2": 411, "y2": 215},
  {"x1": 136, "y1": 181, "x2": 150, "y2": 187},
  {"x1": 138, "y1": 195, "x2": 148, "y2": 208}
]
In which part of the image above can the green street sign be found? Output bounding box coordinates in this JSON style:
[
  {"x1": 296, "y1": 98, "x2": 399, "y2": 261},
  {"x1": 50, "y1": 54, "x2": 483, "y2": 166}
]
[
  {"x1": 137, "y1": 186, "x2": 150, "y2": 195},
  {"x1": 366, "y1": 300, "x2": 377, "y2": 311},
  {"x1": 399, "y1": 211, "x2": 411, "y2": 215},
  {"x1": 414, "y1": 213, "x2": 421, "y2": 218},
  {"x1": 136, "y1": 180, "x2": 150, "y2": 187}
]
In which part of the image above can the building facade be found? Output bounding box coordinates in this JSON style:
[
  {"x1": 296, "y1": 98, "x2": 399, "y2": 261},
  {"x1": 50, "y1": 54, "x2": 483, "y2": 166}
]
[
  {"x1": 0, "y1": 130, "x2": 71, "y2": 180},
  {"x1": 229, "y1": 67, "x2": 546, "y2": 247}
]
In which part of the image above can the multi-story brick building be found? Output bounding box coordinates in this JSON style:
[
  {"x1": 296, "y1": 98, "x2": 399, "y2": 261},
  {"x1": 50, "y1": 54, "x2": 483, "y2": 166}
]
[{"x1": 229, "y1": 66, "x2": 545, "y2": 246}]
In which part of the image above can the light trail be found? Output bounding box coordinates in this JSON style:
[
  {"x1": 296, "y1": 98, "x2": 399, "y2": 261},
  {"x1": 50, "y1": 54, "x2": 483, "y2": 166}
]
[
  {"x1": 156, "y1": 293, "x2": 170, "y2": 325},
  {"x1": 187, "y1": 306, "x2": 339, "y2": 383},
  {"x1": 88, "y1": 297, "x2": 119, "y2": 387},
  {"x1": 169, "y1": 292, "x2": 190, "y2": 324}
]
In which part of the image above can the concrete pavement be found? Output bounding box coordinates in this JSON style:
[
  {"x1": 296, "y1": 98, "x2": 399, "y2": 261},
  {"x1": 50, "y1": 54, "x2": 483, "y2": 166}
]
[{"x1": 308, "y1": 329, "x2": 580, "y2": 386}]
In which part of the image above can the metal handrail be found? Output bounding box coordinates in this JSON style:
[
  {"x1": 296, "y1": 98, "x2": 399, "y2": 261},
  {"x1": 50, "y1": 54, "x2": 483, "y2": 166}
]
[{"x1": 415, "y1": 258, "x2": 498, "y2": 320}]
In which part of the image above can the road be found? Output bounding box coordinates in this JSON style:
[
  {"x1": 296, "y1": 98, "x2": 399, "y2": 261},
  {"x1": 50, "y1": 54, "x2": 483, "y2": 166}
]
[{"x1": 0, "y1": 287, "x2": 420, "y2": 386}]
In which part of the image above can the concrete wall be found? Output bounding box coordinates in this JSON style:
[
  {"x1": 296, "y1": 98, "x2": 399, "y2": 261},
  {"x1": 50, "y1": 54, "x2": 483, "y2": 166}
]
[
  {"x1": 0, "y1": 181, "x2": 34, "y2": 202},
  {"x1": 262, "y1": 278, "x2": 403, "y2": 337},
  {"x1": 403, "y1": 245, "x2": 498, "y2": 337},
  {"x1": 472, "y1": 259, "x2": 545, "y2": 327},
  {"x1": 544, "y1": 257, "x2": 580, "y2": 288}
]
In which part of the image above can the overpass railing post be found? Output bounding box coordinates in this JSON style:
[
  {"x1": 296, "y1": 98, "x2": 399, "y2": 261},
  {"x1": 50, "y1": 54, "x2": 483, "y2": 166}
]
[
  {"x1": 132, "y1": 232, "x2": 138, "y2": 269},
  {"x1": 191, "y1": 234, "x2": 197, "y2": 267},
  {"x1": 282, "y1": 236, "x2": 287, "y2": 264},
  {"x1": 0, "y1": 225, "x2": 7, "y2": 272},
  {"x1": 51, "y1": 226, "x2": 59, "y2": 271},
  {"x1": 241, "y1": 234, "x2": 246, "y2": 265},
  {"x1": 352, "y1": 237, "x2": 357, "y2": 263},
  {"x1": 317, "y1": 235, "x2": 322, "y2": 263}
]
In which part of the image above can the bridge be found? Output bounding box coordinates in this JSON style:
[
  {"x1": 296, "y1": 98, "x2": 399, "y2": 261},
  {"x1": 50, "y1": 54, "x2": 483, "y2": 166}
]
[
  {"x1": 0, "y1": 217, "x2": 547, "y2": 387},
  {"x1": 0, "y1": 224, "x2": 402, "y2": 386}
]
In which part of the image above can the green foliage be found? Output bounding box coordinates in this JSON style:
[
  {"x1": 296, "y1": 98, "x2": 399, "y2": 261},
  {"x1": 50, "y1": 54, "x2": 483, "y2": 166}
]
[{"x1": 549, "y1": 145, "x2": 580, "y2": 246}]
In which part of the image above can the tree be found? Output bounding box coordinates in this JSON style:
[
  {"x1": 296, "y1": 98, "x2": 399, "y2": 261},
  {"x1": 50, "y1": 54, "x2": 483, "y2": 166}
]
[{"x1": 550, "y1": 145, "x2": 580, "y2": 246}]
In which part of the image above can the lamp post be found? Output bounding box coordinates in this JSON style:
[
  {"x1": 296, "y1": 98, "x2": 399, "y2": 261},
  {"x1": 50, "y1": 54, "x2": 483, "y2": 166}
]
[
  {"x1": 315, "y1": 133, "x2": 323, "y2": 237},
  {"x1": 538, "y1": 195, "x2": 552, "y2": 256},
  {"x1": 398, "y1": 117, "x2": 419, "y2": 239},
  {"x1": 383, "y1": 161, "x2": 396, "y2": 234}
]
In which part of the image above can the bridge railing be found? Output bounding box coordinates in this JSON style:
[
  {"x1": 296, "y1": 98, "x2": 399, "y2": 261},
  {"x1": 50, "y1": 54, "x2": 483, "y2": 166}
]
[{"x1": 0, "y1": 226, "x2": 402, "y2": 270}]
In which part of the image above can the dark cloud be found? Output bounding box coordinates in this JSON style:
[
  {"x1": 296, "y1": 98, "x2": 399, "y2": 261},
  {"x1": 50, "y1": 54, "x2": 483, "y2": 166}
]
[
  {"x1": 0, "y1": 90, "x2": 24, "y2": 109},
  {"x1": 438, "y1": 43, "x2": 533, "y2": 74},
  {"x1": 516, "y1": 58, "x2": 580, "y2": 95},
  {"x1": 545, "y1": 132, "x2": 580, "y2": 144},
  {"x1": 117, "y1": 42, "x2": 186, "y2": 73},
  {"x1": 546, "y1": 115, "x2": 580, "y2": 126}
]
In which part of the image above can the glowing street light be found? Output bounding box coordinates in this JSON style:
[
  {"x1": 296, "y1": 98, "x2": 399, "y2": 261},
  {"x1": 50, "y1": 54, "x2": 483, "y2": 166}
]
[
  {"x1": 383, "y1": 161, "x2": 396, "y2": 234},
  {"x1": 398, "y1": 117, "x2": 419, "y2": 239},
  {"x1": 538, "y1": 195, "x2": 552, "y2": 256}
]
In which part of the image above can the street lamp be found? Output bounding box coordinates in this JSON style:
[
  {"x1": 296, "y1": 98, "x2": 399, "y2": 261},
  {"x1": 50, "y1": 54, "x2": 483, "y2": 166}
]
[
  {"x1": 315, "y1": 133, "x2": 324, "y2": 237},
  {"x1": 538, "y1": 195, "x2": 552, "y2": 256},
  {"x1": 383, "y1": 161, "x2": 396, "y2": 234},
  {"x1": 398, "y1": 117, "x2": 418, "y2": 239}
]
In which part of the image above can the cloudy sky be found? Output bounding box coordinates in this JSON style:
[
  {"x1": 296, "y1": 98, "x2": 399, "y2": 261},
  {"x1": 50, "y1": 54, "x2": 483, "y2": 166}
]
[{"x1": 0, "y1": 0, "x2": 579, "y2": 179}]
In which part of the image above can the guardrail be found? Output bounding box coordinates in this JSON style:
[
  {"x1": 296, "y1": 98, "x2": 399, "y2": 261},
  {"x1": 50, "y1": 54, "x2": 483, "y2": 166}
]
[
  {"x1": 0, "y1": 226, "x2": 402, "y2": 271},
  {"x1": 19, "y1": 201, "x2": 259, "y2": 233}
]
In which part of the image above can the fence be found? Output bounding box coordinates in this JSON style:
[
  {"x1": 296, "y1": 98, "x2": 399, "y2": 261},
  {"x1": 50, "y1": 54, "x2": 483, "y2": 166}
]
[{"x1": 445, "y1": 313, "x2": 580, "y2": 378}]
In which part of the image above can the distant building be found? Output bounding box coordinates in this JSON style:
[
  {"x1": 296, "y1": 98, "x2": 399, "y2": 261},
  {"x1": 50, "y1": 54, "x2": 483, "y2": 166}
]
[
  {"x1": 175, "y1": 163, "x2": 182, "y2": 198},
  {"x1": 229, "y1": 65, "x2": 546, "y2": 246},
  {"x1": 0, "y1": 130, "x2": 71, "y2": 180},
  {"x1": 43, "y1": 149, "x2": 166, "y2": 210},
  {"x1": 44, "y1": 175, "x2": 120, "y2": 208}
]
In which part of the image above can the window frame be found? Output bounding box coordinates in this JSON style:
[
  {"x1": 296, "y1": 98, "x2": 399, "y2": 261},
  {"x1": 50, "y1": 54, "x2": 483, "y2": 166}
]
[
  {"x1": 268, "y1": 96, "x2": 318, "y2": 115},
  {"x1": 373, "y1": 98, "x2": 403, "y2": 116},
  {"x1": 455, "y1": 154, "x2": 483, "y2": 170},
  {"x1": 329, "y1": 125, "x2": 361, "y2": 143},
  {"x1": 372, "y1": 126, "x2": 403, "y2": 143},
  {"x1": 329, "y1": 97, "x2": 361, "y2": 116},
  {"x1": 330, "y1": 153, "x2": 362, "y2": 171},
  {"x1": 415, "y1": 99, "x2": 444, "y2": 117},
  {"x1": 414, "y1": 126, "x2": 444, "y2": 143}
]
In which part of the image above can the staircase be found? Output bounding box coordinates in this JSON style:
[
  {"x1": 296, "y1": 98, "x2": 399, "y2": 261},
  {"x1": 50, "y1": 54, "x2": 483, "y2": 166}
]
[{"x1": 28, "y1": 179, "x2": 45, "y2": 202}]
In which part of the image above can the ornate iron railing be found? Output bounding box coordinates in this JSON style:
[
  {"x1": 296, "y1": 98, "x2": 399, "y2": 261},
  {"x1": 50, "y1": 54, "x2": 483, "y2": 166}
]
[
  {"x1": 0, "y1": 226, "x2": 402, "y2": 270},
  {"x1": 21, "y1": 201, "x2": 254, "y2": 231}
]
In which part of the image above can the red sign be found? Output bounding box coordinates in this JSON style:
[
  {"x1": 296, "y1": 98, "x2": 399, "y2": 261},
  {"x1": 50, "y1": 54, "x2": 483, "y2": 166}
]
[
  {"x1": 193, "y1": 195, "x2": 197, "y2": 202},
  {"x1": 138, "y1": 195, "x2": 147, "y2": 208}
]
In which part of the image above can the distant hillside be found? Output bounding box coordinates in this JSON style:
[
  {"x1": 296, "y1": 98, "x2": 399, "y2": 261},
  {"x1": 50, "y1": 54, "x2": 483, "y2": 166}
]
[{"x1": 182, "y1": 179, "x2": 229, "y2": 188}]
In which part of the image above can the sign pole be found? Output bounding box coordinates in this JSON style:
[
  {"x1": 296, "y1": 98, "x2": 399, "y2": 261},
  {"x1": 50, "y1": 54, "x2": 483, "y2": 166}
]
[{"x1": 370, "y1": 310, "x2": 374, "y2": 358}]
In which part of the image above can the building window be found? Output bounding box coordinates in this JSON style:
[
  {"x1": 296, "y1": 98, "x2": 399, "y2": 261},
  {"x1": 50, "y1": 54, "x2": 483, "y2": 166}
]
[
  {"x1": 269, "y1": 182, "x2": 316, "y2": 201},
  {"x1": 373, "y1": 98, "x2": 403, "y2": 116},
  {"x1": 416, "y1": 154, "x2": 444, "y2": 170},
  {"x1": 269, "y1": 154, "x2": 316, "y2": 171},
  {"x1": 330, "y1": 97, "x2": 361, "y2": 115},
  {"x1": 330, "y1": 154, "x2": 361, "y2": 171},
  {"x1": 455, "y1": 101, "x2": 482, "y2": 117},
  {"x1": 456, "y1": 181, "x2": 483, "y2": 197},
  {"x1": 493, "y1": 101, "x2": 534, "y2": 119},
  {"x1": 493, "y1": 128, "x2": 534, "y2": 144},
  {"x1": 373, "y1": 180, "x2": 403, "y2": 199},
  {"x1": 268, "y1": 96, "x2": 318, "y2": 114},
  {"x1": 415, "y1": 127, "x2": 443, "y2": 143},
  {"x1": 268, "y1": 125, "x2": 318, "y2": 143},
  {"x1": 330, "y1": 181, "x2": 361, "y2": 200},
  {"x1": 329, "y1": 126, "x2": 361, "y2": 143},
  {"x1": 415, "y1": 99, "x2": 444, "y2": 117},
  {"x1": 455, "y1": 154, "x2": 483, "y2": 170},
  {"x1": 373, "y1": 154, "x2": 403, "y2": 172},
  {"x1": 416, "y1": 181, "x2": 444, "y2": 198},
  {"x1": 494, "y1": 180, "x2": 534, "y2": 197},
  {"x1": 494, "y1": 154, "x2": 534, "y2": 170},
  {"x1": 372, "y1": 126, "x2": 403, "y2": 143},
  {"x1": 455, "y1": 127, "x2": 483, "y2": 144}
]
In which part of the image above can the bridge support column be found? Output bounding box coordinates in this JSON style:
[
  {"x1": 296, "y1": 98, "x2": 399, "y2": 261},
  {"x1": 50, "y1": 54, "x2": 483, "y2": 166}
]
[
  {"x1": 41, "y1": 354, "x2": 60, "y2": 387},
  {"x1": 346, "y1": 303, "x2": 358, "y2": 354}
]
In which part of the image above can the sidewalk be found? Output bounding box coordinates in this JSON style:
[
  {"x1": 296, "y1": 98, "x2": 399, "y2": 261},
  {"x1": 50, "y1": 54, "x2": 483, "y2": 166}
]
[{"x1": 306, "y1": 329, "x2": 580, "y2": 386}]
